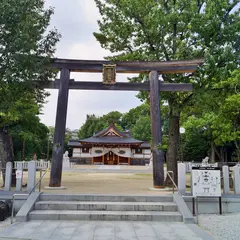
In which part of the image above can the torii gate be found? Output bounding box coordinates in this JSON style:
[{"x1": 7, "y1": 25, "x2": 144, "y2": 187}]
[{"x1": 45, "y1": 58, "x2": 203, "y2": 188}]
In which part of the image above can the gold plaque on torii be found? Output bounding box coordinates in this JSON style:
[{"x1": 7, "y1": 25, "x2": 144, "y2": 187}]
[{"x1": 102, "y1": 64, "x2": 116, "y2": 85}]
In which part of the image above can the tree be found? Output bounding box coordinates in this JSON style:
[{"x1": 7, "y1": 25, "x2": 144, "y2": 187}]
[
  {"x1": 0, "y1": 0, "x2": 60, "y2": 184},
  {"x1": 94, "y1": 0, "x2": 240, "y2": 183},
  {"x1": 78, "y1": 114, "x2": 105, "y2": 139},
  {"x1": 102, "y1": 111, "x2": 122, "y2": 125},
  {"x1": 121, "y1": 103, "x2": 150, "y2": 130},
  {"x1": 78, "y1": 111, "x2": 123, "y2": 139},
  {"x1": 183, "y1": 70, "x2": 240, "y2": 162},
  {"x1": 11, "y1": 118, "x2": 49, "y2": 161},
  {"x1": 131, "y1": 115, "x2": 151, "y2": 141}
]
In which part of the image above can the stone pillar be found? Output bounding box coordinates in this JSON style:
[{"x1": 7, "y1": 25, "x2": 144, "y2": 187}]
[
  {"x1": 222, "y1": 165, "x2": 230, "y2": 194},
  {"x1": 27, "y1": 161, "x2": 37, "y2": 192},
  {"x1": 4, "y1": 162, "x2": 12, "y2": 191},
  {"x1": 16, "y1": 162, "x2": 23, "y2": 191},
  {"x1": 178, "y1": 163, "x2": 186, "y2": 195},
  {"x1": 233, "y1": 166, "x2": 240, "y2": 194}
]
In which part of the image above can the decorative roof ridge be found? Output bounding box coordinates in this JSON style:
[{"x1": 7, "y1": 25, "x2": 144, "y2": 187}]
[{"x1": 94, "y1": 123, "x2": 126, "y2": 138}]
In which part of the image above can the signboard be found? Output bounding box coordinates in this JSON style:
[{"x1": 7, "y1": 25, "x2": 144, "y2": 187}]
[
  {"x1": 192, "y1": 167, "x2": 221, "y2": 197},
  {"x1": 16, "y1": 170, "x2": 23, "y2": 179}
]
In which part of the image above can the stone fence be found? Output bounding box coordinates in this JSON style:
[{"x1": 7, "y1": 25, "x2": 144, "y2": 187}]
[
  {"x1": 14, "y1": 160, "x2": 50, "y2": 170},
  {"x1": 0, "y1": 160, "x2": 50, "y2": 192}
]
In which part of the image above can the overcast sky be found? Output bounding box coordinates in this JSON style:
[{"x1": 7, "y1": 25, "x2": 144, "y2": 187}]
[{"x1": 40, "y1": 0, "x2": 141, "y2": 130}]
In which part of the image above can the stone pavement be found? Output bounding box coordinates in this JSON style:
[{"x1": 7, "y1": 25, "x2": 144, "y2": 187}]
[{"x1": 0, "y1": 221, "x2": 215, "y2": 240}]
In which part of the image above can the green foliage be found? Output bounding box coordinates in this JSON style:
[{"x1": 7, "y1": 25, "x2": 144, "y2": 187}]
[
  {"x1": 0, "y1": 0, "x2": 60, "y2": 164},
  {"x1": 78, "y1": 111, "x2": 123, "y2": 139},
  {"x1": 0, "y1": 0, "x2": 60, "y2": 128},
  {"x1": 131, "y1": 115, "x2": 151, "y2": 141},
  {"x1": 94, "y1": 0, "x2": 240, "y2": 167},
  {"x1": 78, "y1": 105, "x2": 151, "y2": 141},
  {"x1": 182, "y1": 70, "x2": 240, "y2": 161},
  {"x1": 181, "y1": 127, "x2": 209, "y2": 162},
  {"x1": 9, "y1": 105, "x2": 49, "y2": 161},
  {"x1": 102, "y1": 111, "x2": 122, "y2": 126},
  {"x1": 78, "y1": 114, "x2": 106, "y2": 139},
  {"x1": 121, "y1": 103, "x2": 150, "y2": 130}
]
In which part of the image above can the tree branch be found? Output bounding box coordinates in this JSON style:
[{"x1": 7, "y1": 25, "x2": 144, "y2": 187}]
[{"x1": 134, "y1": 17, "x2": 156, "y2": 52}]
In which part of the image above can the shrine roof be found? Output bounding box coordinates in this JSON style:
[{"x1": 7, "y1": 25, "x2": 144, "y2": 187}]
[
  {"x1": 79, "y1": 136, "x2": 143, "y2": 145},
  {"x1": 93, "y1": 123, "x2": 129, "y2": 138},
  {"x1": 68, "y1": 140, "x2": 82, "y2": 147},
  {"x1": 68, "y1": 124, "x2": 151, "y2": 146},
  {"x1": 69, "y1": 124, "x2": 143, "y2": 146}
]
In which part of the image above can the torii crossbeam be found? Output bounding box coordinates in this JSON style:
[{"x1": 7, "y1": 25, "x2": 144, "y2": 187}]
[{"x1": 46, "y1": 58, "x2": 203, "y2": 188}]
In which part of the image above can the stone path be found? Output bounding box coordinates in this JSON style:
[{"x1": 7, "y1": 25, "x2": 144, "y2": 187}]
[{"x1": 0, "y1": 221, "x2": 215, "y2": 240}]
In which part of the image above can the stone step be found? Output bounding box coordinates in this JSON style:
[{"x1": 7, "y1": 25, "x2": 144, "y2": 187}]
[
  {"x1": 29, "y1": 210, "x2": 182, "y2": 222},
  {"x1": 40, "y1": 194, "x2": 173, "y2": 202},
  {"x1": 35, "y1": 201, "x2": 178, "y2": 211}
]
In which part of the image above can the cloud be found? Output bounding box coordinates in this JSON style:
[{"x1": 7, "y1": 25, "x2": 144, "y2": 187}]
[
  {"x1": 78, "y1": 0, "x2": 101, "y2": 25},
  {"x1": 68, "y1": 40, "x2": 110, "y2": 60}
]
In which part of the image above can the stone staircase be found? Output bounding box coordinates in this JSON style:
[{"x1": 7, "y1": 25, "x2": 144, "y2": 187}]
[{"x1": 28, "y1": 194, "x2": 183, "y2": 222}]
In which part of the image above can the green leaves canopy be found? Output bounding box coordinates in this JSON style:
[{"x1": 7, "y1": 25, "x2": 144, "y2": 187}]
[
  {"x1": 94, "y1": 0, "x2": 240, "y2": 107},
  {"x1": 0, "y1": 0, "x2": 60, "y2": 128}
]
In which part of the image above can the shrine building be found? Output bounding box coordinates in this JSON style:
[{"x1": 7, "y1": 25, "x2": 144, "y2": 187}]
[{"x1": 68, "y1": 124, "x2": 151, "y2": 165}]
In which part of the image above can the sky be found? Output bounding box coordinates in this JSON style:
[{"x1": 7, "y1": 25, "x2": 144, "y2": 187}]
[{"x1": 40, "y1": 0, "x2": 142, "y2": 130}]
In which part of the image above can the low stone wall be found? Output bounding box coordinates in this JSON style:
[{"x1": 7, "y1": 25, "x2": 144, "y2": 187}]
[
  {"x1": 70, "y1": 158, "x2": 92, "y2": 164},
  {"x1": 131, "y1": 159, "x2": 149, "y2": 166},
  {"x1": 184, "y1": 196, "x2": 240, "y2": 214}
]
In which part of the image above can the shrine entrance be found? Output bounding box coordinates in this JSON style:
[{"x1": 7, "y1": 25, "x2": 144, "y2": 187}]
[
  {"x1": 92, "y1": 151, "x2": 119, "y2": 165},
  {"x1": 103, "y1": 151, "x2": 130, "y2": 165},
  {"x1": 104, "y1": 151, "x2": 117, "y2": 165},
  {"x1": 92, "y1": 151, "x2": 130, "y2": 165},
  {"x1": 45, "y1": 58, "x2": 203, "y2": 188}
]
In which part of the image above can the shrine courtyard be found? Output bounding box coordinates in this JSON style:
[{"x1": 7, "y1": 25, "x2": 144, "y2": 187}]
[{"x1": 0, "y1": 165, "x2": 191, "y2": 194}]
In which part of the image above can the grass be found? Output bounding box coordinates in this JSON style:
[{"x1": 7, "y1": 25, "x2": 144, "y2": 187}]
[{"x1": 135, "y1": 173, "x2": 152, "y2": 177}]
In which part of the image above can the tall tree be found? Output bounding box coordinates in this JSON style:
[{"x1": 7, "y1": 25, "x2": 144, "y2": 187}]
[
  {"x1": 78, "y1": 111, "x2": 123, "y2": 139},
  {"x1": 0, "y1": 0, "x2": 60, "y2": 184},
  {"x1": 131, "y1": 115, "x2": 152, "y2": 141},
  {"x1": 94, "y1": 0, "x2": 240, "y2": 183},
  {"x1": 183, "y1": 70, "x2": 240, "y2": 162}
]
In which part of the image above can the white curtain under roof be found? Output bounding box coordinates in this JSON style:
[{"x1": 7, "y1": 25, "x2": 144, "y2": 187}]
[{"x1": 91, "y1": 147, "x2": 132, "y2": 158}]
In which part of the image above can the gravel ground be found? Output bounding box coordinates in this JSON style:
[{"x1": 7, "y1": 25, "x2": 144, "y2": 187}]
[{"x1": 199, "y1": 213, "x2": 240, "y2": 240}]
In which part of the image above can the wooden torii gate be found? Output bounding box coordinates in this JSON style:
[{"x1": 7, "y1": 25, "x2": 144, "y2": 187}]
[{"x1": 45, "y1": 58, "x2": 203, "y2": 188}]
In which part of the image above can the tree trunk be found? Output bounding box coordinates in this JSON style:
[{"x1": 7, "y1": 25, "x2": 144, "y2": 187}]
[
  {"x1": 165, "y1": 112, "x2": 180, "y2": 186},
  {"x1": 234, "y1": 141, "x2": 240, "y2": 161},
  {"x1": 0, "y1": 130, "x2": 16, "y2": 186},
  {"x1": 210, "y1": 142, "x2": 215, "y2": 163},
  {"x1": 220, "y1": 147, "x2": 225, "y2": 162},
  {"x1": 22, "y1": 139, "x2": 25, "y2": 161}
]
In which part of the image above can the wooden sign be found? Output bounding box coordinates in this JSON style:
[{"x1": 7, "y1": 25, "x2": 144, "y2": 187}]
[{"x1": 103, "y1": 64, "x2": 116, "y2": 85}]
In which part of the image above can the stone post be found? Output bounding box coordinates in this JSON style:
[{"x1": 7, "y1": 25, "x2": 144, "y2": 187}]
[
  {"x1": 27, "y1": 161, "x2": 37, "y2": 192},
  {"x1": 16, "y1": 162, "x2": 23, "y2": 191},
  {"x1": 233, "y1": 166, "x2": 240, "y2": 194},
  {"x1": 4, "y1": 162, "x2": 12, "y2": 191},
  {"x1": 222, "y1": 165, "x2": 230, "y2": 194},
  {"x1": 178, "y1": 163, "x2": 186, "y2": 195}
]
